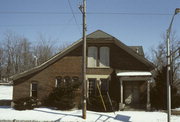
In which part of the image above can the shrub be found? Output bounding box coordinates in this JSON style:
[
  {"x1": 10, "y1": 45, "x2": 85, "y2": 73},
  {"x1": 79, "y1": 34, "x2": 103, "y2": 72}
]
[
  {"x1": 43, "y1": 81, "x2": 81, "y2": 110},
  {"x1": 14, "y1": 97, "x2": 40, "y2": 110}
]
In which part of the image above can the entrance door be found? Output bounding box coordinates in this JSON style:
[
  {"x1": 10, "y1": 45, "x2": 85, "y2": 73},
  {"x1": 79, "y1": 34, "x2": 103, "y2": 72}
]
[{"x1": 124, "y1": 82, "x2": 140, "y2": 105}]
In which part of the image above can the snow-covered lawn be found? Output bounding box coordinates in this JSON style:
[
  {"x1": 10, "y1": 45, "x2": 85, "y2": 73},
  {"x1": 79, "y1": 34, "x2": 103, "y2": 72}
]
[
  {"x1": 0, "y1": 85, "x2": 180, "y2": 121},
  {"x1": 0, "y1": 107, "x2": 180, "y2": 122},
  {"x1": 0, "y1": 85, "x2": 13, "y2": 100}
]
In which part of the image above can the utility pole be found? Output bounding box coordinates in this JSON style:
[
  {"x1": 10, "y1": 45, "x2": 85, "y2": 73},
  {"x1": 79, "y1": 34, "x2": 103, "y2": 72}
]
[
  {"x1": 79, "y1": 0, "x2": 87, "y2": 119},
  {"x1": 166, "y1": 29, "x2": 171, "y2": 122},
  {"x1": 166, "y1": 8, "x2": 180, "y2": 122}
]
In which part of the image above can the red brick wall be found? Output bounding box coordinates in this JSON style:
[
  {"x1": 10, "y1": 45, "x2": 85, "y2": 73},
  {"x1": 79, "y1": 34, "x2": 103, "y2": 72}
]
[
  {"x1": 13, "y1": 39, "x2": 152, "y2": 104},
  {"x1": 13, "y1": 45, "x2": 83, "y2": 101}
]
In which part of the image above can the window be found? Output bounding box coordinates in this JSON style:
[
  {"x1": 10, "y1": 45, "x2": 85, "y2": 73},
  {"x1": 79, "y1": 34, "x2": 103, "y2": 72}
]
[
  {"x1": 100, "y1": 79, "x2": 109, "y2": 94},
  {"x1": 72, "y1": 76, "x2": 79, "y2": 82},
  {"x1": 87, "y1": 46, "x2": 110, "y2": 68},
  {"x1": 30, "y1": 82, "x2": 37, "y2": 98},
  {"x1": 100, "y1": 47, "x2": 110, "y2": 67},
  {"x1": 88, "y1": 46, "x2": 97, "y2": 67},
  {"x1": 55, "y1": 76, "x2": 62, "y2": 87},
  {"x1": 64, "y1": 76, "x2": 71, "y2": 85},
  {"x1": 88, "y1": 78, "x2": 109, "y2": 97},
  {"x1": 88, "y1": 78, "x2": 97, "y2": 97}
]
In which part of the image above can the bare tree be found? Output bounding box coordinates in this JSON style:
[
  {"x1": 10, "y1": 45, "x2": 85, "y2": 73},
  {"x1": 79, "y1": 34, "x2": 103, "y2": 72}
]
[
  {"x1": 17, "y1": 38, "x2": 34, "y2": 72},
  {"x1": 0, "y1": 31, "x2": 66, "y2": 80},
  {"x1": 2, "y1": 31, "x2": 19, "y2": 77},
  {"x1": 0, "y1": 46, "x2": 4, "y2": 80},
  {"x1": 32, "y1": 34, "x2": 56, "y2": 65},
  {"x1": 150, "y1": 31, "x2": 180, "y2": 86},
  {"x1": 2, "y1": 31, "x2": 34, "y2": 78},
  {"x1": 58, "y1": 41, "x2": 70, "y2": 52}
]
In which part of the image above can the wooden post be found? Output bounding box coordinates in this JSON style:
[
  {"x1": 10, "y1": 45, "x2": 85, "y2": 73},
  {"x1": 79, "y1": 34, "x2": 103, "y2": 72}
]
[
  {"x1": 146, "y1": 79, "x2": 151, "y2": 111},
  {"x1": 119, "y1": 78, "x2": 124, "y2": 110}
]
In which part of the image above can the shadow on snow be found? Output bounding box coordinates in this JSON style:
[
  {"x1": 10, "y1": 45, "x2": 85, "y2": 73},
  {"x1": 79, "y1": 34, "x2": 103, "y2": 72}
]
[{"x1": 33, "y1": 109, "x2": 131, "y2": 122}]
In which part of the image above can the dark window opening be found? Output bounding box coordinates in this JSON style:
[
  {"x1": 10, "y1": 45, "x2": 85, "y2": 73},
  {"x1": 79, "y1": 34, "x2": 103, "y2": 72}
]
[
  {"x1": 31, "y1": 82, "x2": 37, "y2": 98},
  {"x1": 100, "y1": 79, "x2": 109, "y2": 94}
]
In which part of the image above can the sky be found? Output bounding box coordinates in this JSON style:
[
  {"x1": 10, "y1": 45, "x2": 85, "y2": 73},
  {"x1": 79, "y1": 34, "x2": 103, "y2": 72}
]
[{"x1": 0, "y1": 0, "x2": 180, "y2": 56}]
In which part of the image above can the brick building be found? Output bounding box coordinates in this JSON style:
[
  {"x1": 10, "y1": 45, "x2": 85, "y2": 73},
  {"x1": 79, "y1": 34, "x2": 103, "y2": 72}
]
[{"x1": 11, "y1": 30, "x2": 155, "y2": 110}]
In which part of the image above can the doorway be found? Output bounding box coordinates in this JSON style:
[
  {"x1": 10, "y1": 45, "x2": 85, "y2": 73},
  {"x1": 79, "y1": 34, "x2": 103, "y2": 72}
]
[{"x1": 124, "y1": 82, "x2": 140, "y2": 107}]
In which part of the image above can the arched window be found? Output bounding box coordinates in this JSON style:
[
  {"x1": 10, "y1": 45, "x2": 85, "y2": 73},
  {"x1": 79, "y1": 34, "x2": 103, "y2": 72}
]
[
  {"x1": 64, "y1": 76, "x2": 71, "y2": 85},
  {"x1": 88, "y1": 46, "x2": 97, "y2": 67},
  {"x1": 72, "y1": 76, "x2": 79, "y2": 82},
  {"x1": 100, "y1": 47, "x2": 110, "y2": 67},
  {"x1": 55, "y1": 76, "x2": 62, "y2": 87}
]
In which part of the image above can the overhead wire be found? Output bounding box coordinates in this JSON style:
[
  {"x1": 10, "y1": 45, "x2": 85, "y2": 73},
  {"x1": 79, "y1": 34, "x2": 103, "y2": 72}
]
[
  {"x1": 0, "y1": 16, "x2": 79, "y2": 27},
  {"x1": 0, "y1": 24, "x2": 80, "y2": 27},
  {"x1": 0, "y1": 11, "x2": 75, "y2": 15},
  {"x1": 87, "y1": 12, "x2": 172, "y2": 16},
  {"x1": 0, "y1": 11, "x2": 173, "y2": 27},
  {"x1": 67, "y1": 0, "x2": 81, "y2": 34},
  {"x1": 0, "y1": 11, "x2": 172, "y2": 16}
]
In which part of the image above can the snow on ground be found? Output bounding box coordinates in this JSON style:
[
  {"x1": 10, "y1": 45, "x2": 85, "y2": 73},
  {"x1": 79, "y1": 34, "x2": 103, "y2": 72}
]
[
  {"x1": 0, "y1": 85, "x2": 180, "y2": 121},
  {"x1": 0, "y1": 107, "x2": 180, "y2": 122},
  {"x1": 0, "y1": 85, "x2": 13, "y2": 100},
  {"x1": 174, "y1": 108, "x2": 180, "y2": 111}
]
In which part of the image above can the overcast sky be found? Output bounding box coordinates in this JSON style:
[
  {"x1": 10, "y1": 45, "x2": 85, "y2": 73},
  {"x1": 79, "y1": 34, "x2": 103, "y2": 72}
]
[{"x1": 0, "y1": 0, "x2": 180, "y2": 56}]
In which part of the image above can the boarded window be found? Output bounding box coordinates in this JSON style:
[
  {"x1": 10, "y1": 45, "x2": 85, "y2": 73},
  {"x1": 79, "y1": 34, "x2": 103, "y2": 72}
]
[
  {"x1": 99, "y1": 47, "x2": 110, "y2": 67},
  {"x1": 30, "y1": 82, "x2": 37, "y2": 98},
  {"x1": 55, "y1": 76, "x2": 62, "y2": 87},
  {"x1": 88, "y1": 46, "x2": 97, "y2": 67}
]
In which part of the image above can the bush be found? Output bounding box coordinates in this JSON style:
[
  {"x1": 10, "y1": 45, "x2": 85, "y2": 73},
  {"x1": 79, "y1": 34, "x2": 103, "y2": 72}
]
[
  {"x1": 87, "y1": 95, "x2": 118, "y2": 112},
  {"x1": 151, "y1": 66, "x2": 180, "y2": 110},
  {"x1": 172, "y1": 94, "x2": 180, "y2": 108},
  {"x1": 43, "y1": 81, "x2": 81, "y2": 110},
  {"x1": 14, "y1": 97, "x2": 40, "y2": 110}
]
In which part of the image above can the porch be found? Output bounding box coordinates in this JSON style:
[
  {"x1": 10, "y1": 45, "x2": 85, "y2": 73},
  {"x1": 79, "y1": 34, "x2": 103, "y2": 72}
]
[{"x1": 116, "y1": 71, "x2": 152, "y2": 111}]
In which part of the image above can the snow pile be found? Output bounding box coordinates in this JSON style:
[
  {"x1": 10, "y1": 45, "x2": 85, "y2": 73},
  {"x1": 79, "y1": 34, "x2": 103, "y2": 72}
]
[
  {"x1": 0, "y1": 107, "x2": 180, "y2": 122},
  {"x1": 0, "y1": 85, "x2": 13, "y2": 100}
]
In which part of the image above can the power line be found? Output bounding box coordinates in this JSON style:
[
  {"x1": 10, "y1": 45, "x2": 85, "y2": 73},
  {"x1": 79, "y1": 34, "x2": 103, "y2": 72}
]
[
  {"x1": 0, "y1": 11, "x2": 173, "y2": 16},
  {"x1": 67, "y1": 0, "x2": 81, "y2": 34},
  {"x1": 0, "y1": 24, "x2": 80, "y2": 27},
  {"x1": 0, "y1": 11, "x2": 76, "y2": 15},
  {"x1": 88, "y1": 12, "x2": 172, "y2": 16}
]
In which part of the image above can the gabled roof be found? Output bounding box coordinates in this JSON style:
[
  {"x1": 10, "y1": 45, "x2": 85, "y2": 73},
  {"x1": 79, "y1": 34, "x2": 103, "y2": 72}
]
[
  {"x1": 11, "y1": 30, "x2": 155, "y2": 81},
  {"x1": 87, "y1": 30, "x2": 114, "y2": 39}
]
